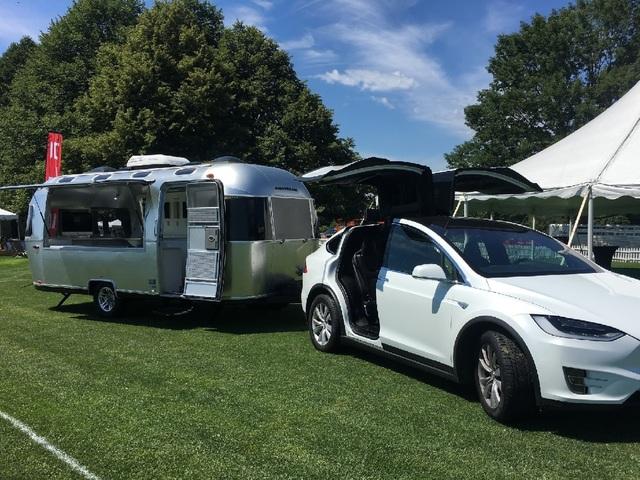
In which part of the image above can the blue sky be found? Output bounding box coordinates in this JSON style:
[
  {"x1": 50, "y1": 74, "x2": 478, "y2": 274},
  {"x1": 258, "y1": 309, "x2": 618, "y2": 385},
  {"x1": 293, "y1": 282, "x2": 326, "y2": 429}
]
[{"x1": 0, "y1": 0, "x2": 571, "y2": 169}]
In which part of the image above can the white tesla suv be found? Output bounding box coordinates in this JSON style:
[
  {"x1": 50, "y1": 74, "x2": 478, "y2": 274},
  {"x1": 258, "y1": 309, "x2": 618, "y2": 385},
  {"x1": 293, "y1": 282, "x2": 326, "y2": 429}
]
[{"x1": 301, "y1": 217, "x2": 640, "y2": 422}]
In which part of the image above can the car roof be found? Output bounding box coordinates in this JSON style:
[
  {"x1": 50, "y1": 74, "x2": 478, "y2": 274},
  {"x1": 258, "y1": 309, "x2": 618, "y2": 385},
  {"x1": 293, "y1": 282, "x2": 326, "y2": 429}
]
[{"x1": 406, "y1": 216, "x2": 530, "y2": 232}]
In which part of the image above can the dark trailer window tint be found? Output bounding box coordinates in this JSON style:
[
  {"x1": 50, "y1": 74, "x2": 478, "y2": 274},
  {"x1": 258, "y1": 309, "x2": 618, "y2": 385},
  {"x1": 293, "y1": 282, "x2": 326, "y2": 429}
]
[
  {"x1": 225, "y1": 197, "x2": 271, "y2": 241},
  {"x1": 271, "y1": 197, "x2": 314, "y2": 240}
]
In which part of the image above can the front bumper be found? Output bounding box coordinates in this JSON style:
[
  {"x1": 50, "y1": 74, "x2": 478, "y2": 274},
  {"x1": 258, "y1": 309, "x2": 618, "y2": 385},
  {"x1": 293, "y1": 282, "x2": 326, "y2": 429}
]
[{"x1": 528, "y1": 327, "x2": 640, "y2": 405}]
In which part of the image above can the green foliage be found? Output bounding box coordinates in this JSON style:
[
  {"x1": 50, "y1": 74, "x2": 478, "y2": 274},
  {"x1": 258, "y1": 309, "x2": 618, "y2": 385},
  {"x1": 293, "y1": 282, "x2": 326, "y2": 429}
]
[
  {"x1": 0, "y1": 0, "x2": 364, "y2": 221},
  {"x1": 0, "y1": 37, "x2": 36, "y2": 107},
  {"x1": 0, "y1": 0, "x2": 143, "y2": 213},
  {"x1": 446, "y1": 0, "x2": 640, "y2": 168}
]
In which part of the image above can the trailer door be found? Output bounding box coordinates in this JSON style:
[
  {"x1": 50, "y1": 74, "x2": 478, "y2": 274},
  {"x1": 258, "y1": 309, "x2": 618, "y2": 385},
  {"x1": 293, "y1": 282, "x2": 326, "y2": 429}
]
[{"x1": 184, "y1": 181, "x2": 225, "y2": 300}]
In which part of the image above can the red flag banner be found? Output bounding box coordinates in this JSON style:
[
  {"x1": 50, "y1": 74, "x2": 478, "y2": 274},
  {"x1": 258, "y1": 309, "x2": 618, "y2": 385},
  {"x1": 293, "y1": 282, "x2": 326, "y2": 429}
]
[{"x1": 45, "y1": 132, "x2": 63, "y2": 181}]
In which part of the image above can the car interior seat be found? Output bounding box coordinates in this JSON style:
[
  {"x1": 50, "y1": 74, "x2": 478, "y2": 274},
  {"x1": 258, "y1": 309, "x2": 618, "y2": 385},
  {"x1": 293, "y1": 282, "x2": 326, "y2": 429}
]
[
  {"x1": 463, "y1": 239, "x2": 489, "y2": 267},
  {"x1": 352, "y1": 236, "x2": 383, "y2": 319}
]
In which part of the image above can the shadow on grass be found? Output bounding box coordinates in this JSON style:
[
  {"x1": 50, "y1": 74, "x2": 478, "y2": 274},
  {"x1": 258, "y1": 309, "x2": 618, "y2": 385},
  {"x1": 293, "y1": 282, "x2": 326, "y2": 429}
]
[
  {"x1": 341, "y1": 345, "x2": 640, "y2": 443},
  {"x1": 51, "y1": 298, "x2": 640, "y2": 442},
  {"x1": 53, "y1": 300, "x2": 306, "y2": 334},
  {"x1": 513, "y1": 408, "x2": 640, "y2": 443},
  {"x1": 339, "y1": 344, "x2": 478, "y2": 403}
]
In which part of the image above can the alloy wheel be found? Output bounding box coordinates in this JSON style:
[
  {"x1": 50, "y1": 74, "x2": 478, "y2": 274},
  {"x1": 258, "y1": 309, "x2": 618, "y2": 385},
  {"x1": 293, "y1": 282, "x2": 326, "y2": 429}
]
[
  {"x1": 311, "y1": 302, "x2": 332, "y2": 346},
  {"x1": 97, "y1": 287, "x2": 116, "y2": 313},
  {"x1": 477, "y1": 343, "x2": 502, "y2": 409}
]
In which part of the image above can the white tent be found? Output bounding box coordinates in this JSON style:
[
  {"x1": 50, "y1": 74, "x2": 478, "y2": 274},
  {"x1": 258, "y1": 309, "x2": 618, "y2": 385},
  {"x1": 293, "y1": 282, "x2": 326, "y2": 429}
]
[
  {"x1": 0, "y1": 208, "x2": 17, "y2": 221},
  {"x1": 465, "y1": 80, "x2": 640, "y2": 258}
]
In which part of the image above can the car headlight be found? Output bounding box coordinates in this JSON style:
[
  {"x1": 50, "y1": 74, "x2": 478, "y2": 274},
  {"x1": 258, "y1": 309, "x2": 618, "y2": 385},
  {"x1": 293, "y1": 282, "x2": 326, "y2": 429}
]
[{"x1": 531, "y1": 315, "x2": 625, "y2": 342}]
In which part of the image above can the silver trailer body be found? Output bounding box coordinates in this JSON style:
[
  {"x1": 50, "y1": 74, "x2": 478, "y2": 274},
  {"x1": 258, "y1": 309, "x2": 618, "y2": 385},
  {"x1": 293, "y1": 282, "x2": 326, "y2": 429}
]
[{"x1": 23, "y1": 161, "x2": 319, "y2": 303}]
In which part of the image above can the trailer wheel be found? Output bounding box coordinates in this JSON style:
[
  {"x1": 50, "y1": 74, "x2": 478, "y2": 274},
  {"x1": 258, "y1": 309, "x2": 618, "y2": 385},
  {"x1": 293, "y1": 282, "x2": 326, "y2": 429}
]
[{"x1": 93, "y1": 284, "x2": 123, "y2": 318}]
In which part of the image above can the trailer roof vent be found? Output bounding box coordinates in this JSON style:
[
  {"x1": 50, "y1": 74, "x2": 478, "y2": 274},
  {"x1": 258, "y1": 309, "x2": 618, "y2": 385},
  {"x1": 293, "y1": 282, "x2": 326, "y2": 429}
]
[
  {"x1": 132, "y1": 171, "x2": 151, "y2": 178},
  {"x1": 126, "y1": 154, "x2": 190, "y2": 169},
  {"x1": 58, "y1": 176, "x2": 74, "y2": 183}
]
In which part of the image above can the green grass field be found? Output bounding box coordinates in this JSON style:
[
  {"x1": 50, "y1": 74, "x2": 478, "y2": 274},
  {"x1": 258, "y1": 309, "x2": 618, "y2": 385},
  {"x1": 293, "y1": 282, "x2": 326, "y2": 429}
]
[{"x1": 1, "y1": 257, "x2": 640, "y2": 479}]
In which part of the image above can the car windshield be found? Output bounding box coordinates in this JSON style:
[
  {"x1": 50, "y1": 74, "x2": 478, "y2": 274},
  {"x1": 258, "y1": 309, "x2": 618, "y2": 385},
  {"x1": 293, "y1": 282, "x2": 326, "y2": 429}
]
[{"x1": 431, "y1": 223, "x2": 599, "y2": 277}]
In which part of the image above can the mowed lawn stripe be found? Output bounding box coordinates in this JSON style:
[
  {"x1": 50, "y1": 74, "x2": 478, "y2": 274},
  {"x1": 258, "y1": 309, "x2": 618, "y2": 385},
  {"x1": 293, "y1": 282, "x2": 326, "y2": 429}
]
[{"x1": 1, "y1": 257, "x2": 640, "y2": 479}]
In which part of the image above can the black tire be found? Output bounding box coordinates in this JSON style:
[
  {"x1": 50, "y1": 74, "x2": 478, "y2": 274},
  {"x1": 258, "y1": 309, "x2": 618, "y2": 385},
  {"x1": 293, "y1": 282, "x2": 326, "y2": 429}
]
[
  {"x1": 307, "y1": 294, "x2": 342, "y2": 353},
  {"x1": 92, "y1": 284, "x2": 124, "y2": 318},
  {"x1": 474, "y1": 330, "x2": 535, "y2": 423}
]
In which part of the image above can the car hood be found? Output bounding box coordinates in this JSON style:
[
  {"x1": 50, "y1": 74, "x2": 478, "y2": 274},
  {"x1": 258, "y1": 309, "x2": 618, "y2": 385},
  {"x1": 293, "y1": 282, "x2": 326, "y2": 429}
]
[{"x1": 487, "y1": 272, "x2": 640, "y2": 338}]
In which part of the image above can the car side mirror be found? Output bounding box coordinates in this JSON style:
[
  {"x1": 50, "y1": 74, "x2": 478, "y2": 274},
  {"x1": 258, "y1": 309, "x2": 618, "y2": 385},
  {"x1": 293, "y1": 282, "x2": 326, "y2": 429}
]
[{"x1": 411, "y1": 263, "x2": 447, "y2": 281}]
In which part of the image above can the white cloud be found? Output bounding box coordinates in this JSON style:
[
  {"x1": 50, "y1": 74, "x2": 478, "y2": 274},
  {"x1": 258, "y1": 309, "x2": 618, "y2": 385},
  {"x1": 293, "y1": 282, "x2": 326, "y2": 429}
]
[
  {"x1": 280, "y1": 33, "x2": 315, "y2": 50},
  {"x1": 484, "y1": 1, "x2": 525, "y2": 33},
  {"x1": 252, "y1": 0, "x2": 274, "y2": 10},
  {"x1": 224, "y1": 5, "x2": 268, "y2": 32},
  {"x1": 301, "y1": 48, "x2": 338, "y2": 64},
  {"x1": 371, "y1": 96, "x2": 395, "y2": 109},
  {"x1": 319, "y1": 69, "x2": 417, "y2": 92},
  {"x1": 307, "y1": 1, "x2": 485, "y2": 136}
]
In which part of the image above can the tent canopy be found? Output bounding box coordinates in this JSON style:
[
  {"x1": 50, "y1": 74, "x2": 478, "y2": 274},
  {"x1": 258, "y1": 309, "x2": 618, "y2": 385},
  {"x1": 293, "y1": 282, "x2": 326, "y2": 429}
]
[
  {"x1": 466, "y1": 80, "x2": 640, "y2": 215},
  {"x1": 0, "y1": 208, "x2": 17, "y2": 221}
]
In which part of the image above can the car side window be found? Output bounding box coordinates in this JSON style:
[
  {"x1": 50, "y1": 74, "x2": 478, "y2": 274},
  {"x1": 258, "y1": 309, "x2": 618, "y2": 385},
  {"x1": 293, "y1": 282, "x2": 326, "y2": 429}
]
[{"x1": 383, "y1": 225, "x2": 459, "y2": 281}]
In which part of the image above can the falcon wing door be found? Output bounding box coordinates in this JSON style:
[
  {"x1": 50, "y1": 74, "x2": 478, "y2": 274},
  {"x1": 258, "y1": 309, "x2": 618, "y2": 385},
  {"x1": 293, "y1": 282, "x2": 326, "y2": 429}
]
[
  {"x1": 432, "y1": 167, "x2": 542, "y2": 215},
  {"x1": 301, "y1": 157, "x2": 433, "y2": 217}
]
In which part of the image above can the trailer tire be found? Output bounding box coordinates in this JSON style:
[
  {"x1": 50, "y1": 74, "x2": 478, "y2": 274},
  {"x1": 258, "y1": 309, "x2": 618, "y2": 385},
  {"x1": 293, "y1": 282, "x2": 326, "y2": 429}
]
[{"x1": 93, "y1": 284, "x2": 124, "y2": 318}]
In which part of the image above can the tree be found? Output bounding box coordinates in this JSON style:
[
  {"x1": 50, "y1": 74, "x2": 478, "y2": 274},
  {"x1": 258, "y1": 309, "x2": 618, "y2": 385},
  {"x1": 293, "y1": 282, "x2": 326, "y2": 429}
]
[
  {"x1": 9, "y1": 0, "x2": 143, "y2": 119},
  {"x1": 68, "y1": 0, "x2": 226, "y2": 171},
  {"x1": 0, "y1": 0, "x2": 143, "y2": 213},
  {"x1": 0, "y1": 37, "x2": 36, "y2": 107},
  {"x1": 69, "y1": 3, "x2": 365, "y2": 222},
  {"x1": 0, "y1": 0, "x2": 365, "y2": 223},
  {"x1": 446, "y1": 0, "x2": 640, "y2": 168}
]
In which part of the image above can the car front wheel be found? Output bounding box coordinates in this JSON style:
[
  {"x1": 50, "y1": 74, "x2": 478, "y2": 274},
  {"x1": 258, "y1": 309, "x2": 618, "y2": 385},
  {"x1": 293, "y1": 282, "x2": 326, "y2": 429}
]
[
  {"x1": 308, "y1": 294, "x2": 341, "y2": 353},
  {"x1": 474, "y1": 330, "x2": 535, "y2": 422}
]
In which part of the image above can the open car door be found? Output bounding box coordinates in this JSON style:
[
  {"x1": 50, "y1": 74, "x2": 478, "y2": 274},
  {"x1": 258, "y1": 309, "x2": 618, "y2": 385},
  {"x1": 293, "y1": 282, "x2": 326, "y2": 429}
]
[
  {"x1": 183, "y1": 181, "x2": 225, "y2": 300},
  {"x1": 302, "y1": 157, "x2": 433, "y2": 217},
  {"x1": 301, "y1": 158, "x2": 540, "y2": 218},
  {"x1": 432, "y1": 167, "x2": 542, "y2": 215}
]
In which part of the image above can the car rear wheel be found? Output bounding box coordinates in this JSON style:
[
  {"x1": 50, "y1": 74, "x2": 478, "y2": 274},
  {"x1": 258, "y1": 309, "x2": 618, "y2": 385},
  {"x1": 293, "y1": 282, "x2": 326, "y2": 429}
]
[
  {"x1": 308, "y1": 294, "x2": 341, "y2": 353},
  {"x1": 93, "y1": 284, "x2": 123, "y2": 318},
  {"x1": 474, "y1": 330, "x2": 535, "y2": 422}
]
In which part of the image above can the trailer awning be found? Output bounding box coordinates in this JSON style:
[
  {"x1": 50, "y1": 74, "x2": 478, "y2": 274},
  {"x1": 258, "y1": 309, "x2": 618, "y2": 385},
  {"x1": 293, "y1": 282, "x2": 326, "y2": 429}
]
[{"x1": 0, "y1": 178, "x2": 155, "y2": 191}]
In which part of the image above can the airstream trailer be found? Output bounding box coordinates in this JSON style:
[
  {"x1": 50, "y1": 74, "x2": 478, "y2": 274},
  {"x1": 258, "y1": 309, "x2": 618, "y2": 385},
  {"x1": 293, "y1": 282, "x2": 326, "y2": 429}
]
[{"x1": 17, "y1": 155, "x2": 319, "y2": 316}]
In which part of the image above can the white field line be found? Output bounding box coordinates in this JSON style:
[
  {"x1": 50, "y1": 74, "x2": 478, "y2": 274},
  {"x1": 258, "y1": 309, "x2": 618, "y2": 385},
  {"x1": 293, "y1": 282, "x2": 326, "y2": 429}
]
[{"x1": 0, "y1": 410, "x2": 102, "y2": 480}]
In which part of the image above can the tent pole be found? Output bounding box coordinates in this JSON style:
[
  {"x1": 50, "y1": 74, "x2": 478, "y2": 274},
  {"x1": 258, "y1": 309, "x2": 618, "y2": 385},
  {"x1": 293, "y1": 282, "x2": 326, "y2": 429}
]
[
  {"x1": 587, "y1": 188, "x2": 594, "y2": 260},
  {"x1": 463, "y1": 196, "x2": 469, "y2": 217},
  {"x1": 452, "y1": 198, "x2": 462, "y2": 217},
  {"x1": 532, "y1": 215, "x2": 536, "y2": 230},
  {"x1": 568, "y1": 193, "x2": 589, "y2": 247}
]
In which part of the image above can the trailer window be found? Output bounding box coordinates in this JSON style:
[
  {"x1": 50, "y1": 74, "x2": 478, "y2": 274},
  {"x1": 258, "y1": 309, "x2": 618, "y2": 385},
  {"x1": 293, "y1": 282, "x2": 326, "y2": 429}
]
[
  {"x1": 226, "y1": 197, "x2": 272, "y2": 241},
  {"x1": 46, "y1": 184, "x2": 146, "y2": 248},
  {"x1": 271, "y1": 197, "x2": 314, "y2": 240}
]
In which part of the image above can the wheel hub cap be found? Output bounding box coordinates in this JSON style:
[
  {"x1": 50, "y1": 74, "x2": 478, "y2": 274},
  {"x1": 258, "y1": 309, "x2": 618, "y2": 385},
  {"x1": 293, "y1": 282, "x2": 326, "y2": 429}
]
[
  {"x1": 311, "y1": 303, "x2": 332, "y2": 346},
  {"x1": 98, "y1": 288, "x2": 116, "y2": 312},
  {"x1": 477, "y1": 343, "x2": 502, "y2": 409}
]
